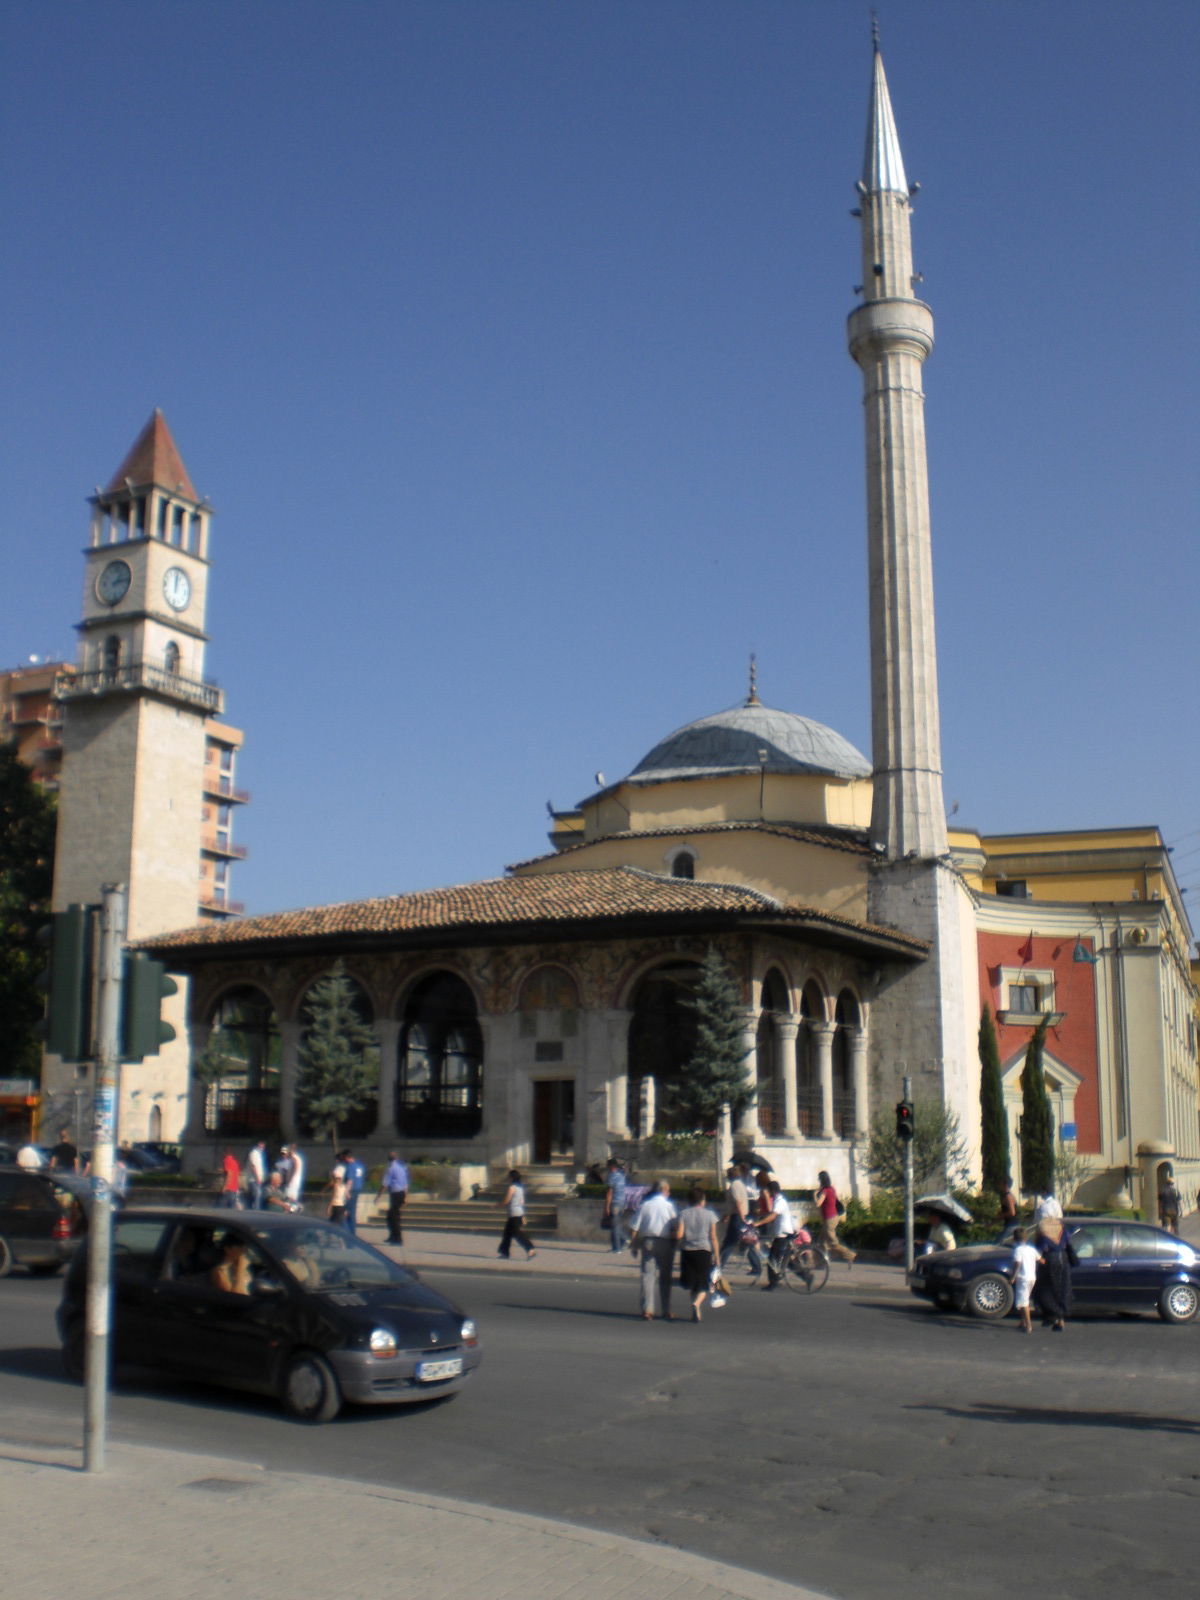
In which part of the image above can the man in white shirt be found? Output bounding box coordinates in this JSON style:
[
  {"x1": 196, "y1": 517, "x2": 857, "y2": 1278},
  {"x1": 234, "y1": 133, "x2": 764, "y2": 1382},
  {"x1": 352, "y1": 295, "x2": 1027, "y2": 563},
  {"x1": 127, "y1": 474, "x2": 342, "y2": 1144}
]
[
  {"x1": 245, "y1": 1140, "x2": 268, "y2": 1210},
  {"x1": 283, "y1": 1144, "x2": 305, "y2": 1204},
  {"x1": 631, "y1": 1180, "x2": 678, "y2": 1321}
]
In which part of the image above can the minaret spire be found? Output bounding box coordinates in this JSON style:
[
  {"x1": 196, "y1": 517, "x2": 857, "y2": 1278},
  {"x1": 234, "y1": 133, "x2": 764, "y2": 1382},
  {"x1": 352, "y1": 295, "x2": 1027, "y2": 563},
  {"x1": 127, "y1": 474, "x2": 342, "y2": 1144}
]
[{"x1": 848, "y1": 41, "x2": 946, "y2": 860}]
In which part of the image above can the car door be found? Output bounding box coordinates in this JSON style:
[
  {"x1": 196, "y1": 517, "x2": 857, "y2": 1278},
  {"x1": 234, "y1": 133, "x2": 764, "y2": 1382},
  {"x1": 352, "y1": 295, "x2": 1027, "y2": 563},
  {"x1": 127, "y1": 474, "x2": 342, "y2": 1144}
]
[
  {"x1": 0, "y1": 1172, "x2": 59, "y2": 1266},
  {"x1": 145, "y1": 1222, "x2": 281, "y2": 1391},
  {"x1": 1108, "y1": 1224, "x2": 1183, "y2": 1311},
  {"x1": 1063, "y1": 1224, "x2": 1114, "y2": 1307},
  {"x1": 109, "y1": 1216, "x2": 174, "y2": 1365}
]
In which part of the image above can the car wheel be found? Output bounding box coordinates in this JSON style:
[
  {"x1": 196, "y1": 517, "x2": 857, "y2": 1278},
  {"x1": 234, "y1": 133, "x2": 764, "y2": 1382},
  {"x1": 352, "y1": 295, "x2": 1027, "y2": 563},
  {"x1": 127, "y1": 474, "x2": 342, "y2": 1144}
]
[
  {"x1": 1157, "y1": 1282, "x2": 1199, "y2": 1324},
  {"x1": 964, "y1": 1273, "x2": 1014, "y2": 1320},
  {"x1": 281, "y1": 1351, "x2": 342, "y2": 1423},
  {"x1": 0, "y1": 1236, "x2": 13, "y2": 1279},
  {"x1": 62, "y1": 1322, "x2": 85, "y2": 1383}
]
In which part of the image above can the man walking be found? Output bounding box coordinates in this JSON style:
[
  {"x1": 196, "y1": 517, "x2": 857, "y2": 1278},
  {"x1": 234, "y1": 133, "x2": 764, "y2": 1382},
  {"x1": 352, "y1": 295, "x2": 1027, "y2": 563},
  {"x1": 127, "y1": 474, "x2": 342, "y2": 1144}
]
[
  {"x1": 245, "y1": 1139, "x2": 268, "y2": 1210},
  {"x1": 342, "y1": 1149, "x2": 366, "y2": 1233},
  {"x1": 602, "y1": 1157, "x2": 628, "y2": 1253},
  {"x1": 631, "y1": 1180, "x2": 678, "y2": 1321},
  {"x1": 719, "y1": 1161, "x2": 760, "y2": 1276},
  {"x1": 380, "y1": 1150, "x2": 409, "y2": 1245},
  {"x1": 283, "y1": 1143, "x2": 305, "y2": 1205},
  {"x1": 220, "y1": 1146, "x2": 241, "y2": 1208}
]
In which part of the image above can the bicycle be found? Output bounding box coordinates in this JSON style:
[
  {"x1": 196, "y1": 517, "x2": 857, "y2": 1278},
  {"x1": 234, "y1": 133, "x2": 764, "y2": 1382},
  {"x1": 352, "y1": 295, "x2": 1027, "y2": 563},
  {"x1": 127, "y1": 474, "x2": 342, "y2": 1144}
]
[{"x1": 779, "y1": 1232, "x2": 829, "y2": 1293}]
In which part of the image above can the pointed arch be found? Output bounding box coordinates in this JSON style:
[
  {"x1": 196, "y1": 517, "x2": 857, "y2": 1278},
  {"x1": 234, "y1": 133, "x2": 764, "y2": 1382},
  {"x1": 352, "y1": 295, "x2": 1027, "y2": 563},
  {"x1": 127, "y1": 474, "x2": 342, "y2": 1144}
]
[{"x1": 397, "y1": 971, "x2": 483, "y2": 1139}]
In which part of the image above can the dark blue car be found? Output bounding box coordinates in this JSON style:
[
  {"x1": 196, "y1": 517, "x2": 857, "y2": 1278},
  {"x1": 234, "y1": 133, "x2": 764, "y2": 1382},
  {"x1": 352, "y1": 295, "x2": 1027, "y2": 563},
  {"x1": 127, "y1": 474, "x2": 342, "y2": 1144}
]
[{"x1": 909, "y1": 1218, "x2": 1200, "y2": 1324}]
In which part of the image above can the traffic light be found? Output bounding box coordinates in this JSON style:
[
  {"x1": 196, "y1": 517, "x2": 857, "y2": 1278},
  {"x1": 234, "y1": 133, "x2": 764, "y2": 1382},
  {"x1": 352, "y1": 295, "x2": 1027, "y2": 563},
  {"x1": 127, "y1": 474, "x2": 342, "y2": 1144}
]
[
  {"x1": 36, "y1": 905, "x2": 97, "y2": 1061},
  {"x1": 895, "y1": 1099, "x2": 915, "y2": 1142},
  {"x1": 121, "y1": 953, "x2": 178, "y2": 1062}
]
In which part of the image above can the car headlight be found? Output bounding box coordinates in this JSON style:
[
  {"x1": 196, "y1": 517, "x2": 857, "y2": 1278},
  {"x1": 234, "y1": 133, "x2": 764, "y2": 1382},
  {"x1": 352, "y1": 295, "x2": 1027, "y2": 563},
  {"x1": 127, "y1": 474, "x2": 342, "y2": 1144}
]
[
  {"x1": 947, "y1": 1269, "x2": 962, "y2": 1280},
  {"x1": 461, "y1": 1319, "x2": 478, "y2": 1347},
  {"x1": 369, "y1": 1327, "x2": 398, "y2": 1356}
]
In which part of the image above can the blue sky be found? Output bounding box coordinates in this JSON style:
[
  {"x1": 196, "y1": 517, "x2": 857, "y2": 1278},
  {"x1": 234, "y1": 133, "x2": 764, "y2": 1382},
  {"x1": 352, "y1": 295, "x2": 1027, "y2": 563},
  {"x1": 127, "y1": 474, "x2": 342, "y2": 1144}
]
[{"x1": 3, "y1": 1, "x2": 1198, "y2": 918}]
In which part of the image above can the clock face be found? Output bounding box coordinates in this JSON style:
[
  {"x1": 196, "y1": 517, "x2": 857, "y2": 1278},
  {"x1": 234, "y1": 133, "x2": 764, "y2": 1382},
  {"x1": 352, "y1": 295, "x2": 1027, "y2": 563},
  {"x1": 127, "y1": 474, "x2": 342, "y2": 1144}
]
[
  {"x1": 96, "y1": 559, "x2": 132, "y2": 606},
  {"x1": 162, "y1": 566, "x2": 192, "y2": 612}
]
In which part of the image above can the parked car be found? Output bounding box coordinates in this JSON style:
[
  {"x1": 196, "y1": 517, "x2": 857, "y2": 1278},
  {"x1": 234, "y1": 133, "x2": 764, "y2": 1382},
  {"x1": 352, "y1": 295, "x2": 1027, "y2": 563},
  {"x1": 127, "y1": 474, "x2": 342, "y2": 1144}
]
[
  {"x1": 0, "y1": 1166, "x2": 90, "y2": 1276},
  {"x1": 57, "y1": 1207, "x2": 482, "y2": 1420},
  {"x1": 909, "y1": 1217, "x2": 1200, "y2": 1324},
  {"x1": 130, "y1": 1143, "x2": 182, "y2": 1173}
]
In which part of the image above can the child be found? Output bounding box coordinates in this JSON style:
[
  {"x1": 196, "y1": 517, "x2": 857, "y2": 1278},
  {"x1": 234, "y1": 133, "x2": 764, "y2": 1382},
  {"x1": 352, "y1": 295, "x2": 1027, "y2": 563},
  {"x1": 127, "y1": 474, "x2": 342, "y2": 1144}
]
[{"x1": 1011, "y1": 1226, "x2": 1041, "y2": 1333}]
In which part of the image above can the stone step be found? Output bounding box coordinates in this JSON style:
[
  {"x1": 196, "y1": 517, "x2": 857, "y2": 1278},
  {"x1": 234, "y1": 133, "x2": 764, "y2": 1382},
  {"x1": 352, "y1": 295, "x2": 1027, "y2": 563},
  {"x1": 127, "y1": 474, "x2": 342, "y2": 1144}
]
[{"x1": 371, "y1": 1199, "x2": 559, "y2": 1235}]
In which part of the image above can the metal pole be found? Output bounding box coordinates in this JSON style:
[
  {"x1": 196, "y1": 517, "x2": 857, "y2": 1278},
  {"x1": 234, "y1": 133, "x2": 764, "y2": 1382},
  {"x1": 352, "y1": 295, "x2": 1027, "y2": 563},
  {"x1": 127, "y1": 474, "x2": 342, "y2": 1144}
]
[
  {"x1": 903, "y1": 1073, "x2": 914, "y2": 1275},
  {"x1": 84, "y1": 883, "x2": 125, "y2": 1474}
]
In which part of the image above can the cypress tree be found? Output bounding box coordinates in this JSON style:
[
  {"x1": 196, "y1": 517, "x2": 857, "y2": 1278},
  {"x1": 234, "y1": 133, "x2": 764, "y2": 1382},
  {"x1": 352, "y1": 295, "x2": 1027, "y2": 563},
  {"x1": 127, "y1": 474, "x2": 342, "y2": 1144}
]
[
  {"x1": 978, "y1": 1004, "x2": 1010, "y2": 1195},
  {"x1": 677, "y1": 946, "x2": 751, "y2": 1128},
  {"x1": 0, "y1": 742, "x2": 57, "y2": 1077},
  {"x1": 1019, "y1": 1017, "x2": 1054, "y2": 1197}
]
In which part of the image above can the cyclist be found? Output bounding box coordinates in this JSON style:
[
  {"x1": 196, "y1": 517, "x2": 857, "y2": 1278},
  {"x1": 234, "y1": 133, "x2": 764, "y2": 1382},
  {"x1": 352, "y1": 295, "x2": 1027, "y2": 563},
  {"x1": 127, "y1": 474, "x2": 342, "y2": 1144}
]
[{"x1": 754, "y1": 1180, "x2": 795, "y2": 1291}]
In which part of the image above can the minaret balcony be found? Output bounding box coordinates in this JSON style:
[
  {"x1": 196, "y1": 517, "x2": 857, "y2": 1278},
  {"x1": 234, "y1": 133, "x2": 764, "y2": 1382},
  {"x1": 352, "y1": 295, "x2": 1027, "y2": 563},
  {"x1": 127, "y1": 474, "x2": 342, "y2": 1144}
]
[{"x1": 57, "y1": 660, "x2": 222, "y2": 715}]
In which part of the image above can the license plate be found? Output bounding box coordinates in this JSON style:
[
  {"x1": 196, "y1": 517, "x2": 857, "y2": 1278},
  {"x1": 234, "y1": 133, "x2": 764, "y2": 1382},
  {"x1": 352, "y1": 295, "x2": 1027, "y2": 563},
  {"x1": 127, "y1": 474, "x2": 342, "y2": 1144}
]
[{"x1": 415, "y1": 1356, "x2": 463, "y2": 1382}]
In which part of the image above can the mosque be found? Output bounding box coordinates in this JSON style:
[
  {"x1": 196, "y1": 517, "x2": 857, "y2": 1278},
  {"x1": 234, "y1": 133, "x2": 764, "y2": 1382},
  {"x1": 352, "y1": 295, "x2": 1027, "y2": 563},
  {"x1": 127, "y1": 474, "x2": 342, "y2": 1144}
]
[{"x1": 99, "y1": 48, "x2": 1200, "y2": 1207}]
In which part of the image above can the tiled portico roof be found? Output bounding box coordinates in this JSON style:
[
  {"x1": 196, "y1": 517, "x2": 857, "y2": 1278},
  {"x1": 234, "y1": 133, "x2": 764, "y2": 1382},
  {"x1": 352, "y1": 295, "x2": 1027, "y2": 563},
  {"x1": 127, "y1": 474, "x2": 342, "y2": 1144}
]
[{"x1": 142, "y1": 865, "x2": 928, "y2": 959}]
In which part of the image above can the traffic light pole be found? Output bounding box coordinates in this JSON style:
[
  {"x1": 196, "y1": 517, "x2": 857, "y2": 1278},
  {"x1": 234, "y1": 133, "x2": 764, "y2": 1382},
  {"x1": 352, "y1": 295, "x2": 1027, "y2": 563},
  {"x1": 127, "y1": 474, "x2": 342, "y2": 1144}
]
[
  {"x1": 83, "y1": 882, "x2": 125, "y2": 1474},
  {"x1": 903, "y1": 1073, "x2": 914, "y2": 1276}
]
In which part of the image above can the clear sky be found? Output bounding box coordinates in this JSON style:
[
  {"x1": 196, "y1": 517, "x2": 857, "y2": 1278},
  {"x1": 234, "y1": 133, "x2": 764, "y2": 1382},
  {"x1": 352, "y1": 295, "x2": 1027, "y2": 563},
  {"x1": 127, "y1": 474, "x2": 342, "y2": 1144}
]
[{"x1": 3, "y1": 1, "x2": 1198, "y2": 920}]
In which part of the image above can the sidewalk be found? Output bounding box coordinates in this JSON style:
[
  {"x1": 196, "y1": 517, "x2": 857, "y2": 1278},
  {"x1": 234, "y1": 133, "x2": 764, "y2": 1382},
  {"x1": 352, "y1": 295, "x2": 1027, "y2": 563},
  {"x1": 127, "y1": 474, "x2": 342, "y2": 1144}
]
[
  {"x1": 0, "y1": 1435, "x2": 833, "y2": 1600},
  {"x1": 362, "y1": 1220, "x2": 905, "y2": 1292}
]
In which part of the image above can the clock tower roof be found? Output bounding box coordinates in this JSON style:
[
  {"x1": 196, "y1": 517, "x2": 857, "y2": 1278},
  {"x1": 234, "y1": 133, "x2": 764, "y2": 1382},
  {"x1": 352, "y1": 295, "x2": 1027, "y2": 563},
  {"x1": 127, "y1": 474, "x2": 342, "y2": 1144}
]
[{"x1": 105, "y1": 409, "x2": 198, "y2": 502}]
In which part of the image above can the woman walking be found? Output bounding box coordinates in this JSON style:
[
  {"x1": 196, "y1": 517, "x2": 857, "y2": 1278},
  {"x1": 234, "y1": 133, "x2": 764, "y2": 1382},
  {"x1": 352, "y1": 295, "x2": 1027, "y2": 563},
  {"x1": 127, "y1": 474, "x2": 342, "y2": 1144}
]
[
  {"x1": 814, "y1": 1170, "x2": 856, "y2": 1266},
  {"x1": 498, "y1": 1170, "x2": 537, "y2": 1261},
  {"x1": 1034, "y1": 1216, "x2": 1077, "y2": 1331},
  {"x1": 675, "y1": 1186, "x2": 721, "y2": 1321}
]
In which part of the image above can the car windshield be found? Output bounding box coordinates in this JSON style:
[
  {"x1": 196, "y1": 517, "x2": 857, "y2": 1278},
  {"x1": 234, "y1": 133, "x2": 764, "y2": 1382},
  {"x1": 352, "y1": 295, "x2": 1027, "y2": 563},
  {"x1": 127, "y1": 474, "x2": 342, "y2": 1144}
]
[{"x1": 251, "y1": 1223, "x2": 410, "y2": 1289}]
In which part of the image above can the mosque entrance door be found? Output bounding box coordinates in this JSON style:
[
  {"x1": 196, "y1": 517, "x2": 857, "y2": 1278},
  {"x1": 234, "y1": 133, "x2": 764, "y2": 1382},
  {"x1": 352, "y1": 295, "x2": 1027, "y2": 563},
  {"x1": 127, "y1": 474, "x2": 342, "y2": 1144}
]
[{"x1": 533, "y1": 1080, "x2": 575, "y2": 1164}]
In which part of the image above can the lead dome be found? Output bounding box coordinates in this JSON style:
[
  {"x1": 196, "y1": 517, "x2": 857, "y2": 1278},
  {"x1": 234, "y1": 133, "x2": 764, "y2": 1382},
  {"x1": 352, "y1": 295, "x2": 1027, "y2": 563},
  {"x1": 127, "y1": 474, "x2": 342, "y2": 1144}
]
[{"x1": 626, "y1": 700, "x2": 871, "y2": 786}]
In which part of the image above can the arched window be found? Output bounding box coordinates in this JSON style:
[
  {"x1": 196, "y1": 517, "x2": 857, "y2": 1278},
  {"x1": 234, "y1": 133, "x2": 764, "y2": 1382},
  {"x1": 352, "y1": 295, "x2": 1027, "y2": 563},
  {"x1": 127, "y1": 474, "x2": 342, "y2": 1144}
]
[
  {"x1": 203, "y1": 986, "x2": 281, "y2": 1136},
  {"x1": 298, "y1": 968, "x2": 379, "y2": 1140},
  {"x1": 833, "y1": 990, "x2": 860, "y2": 1137},
  {"x1": 102, "y1": 635, "x2": 121, "y2": 682},
  {"x1": 670, "y1": 850, "x2": 696, "y2": 880},
  {"x1": 798, "y1": 980, "x2": 826, "y2": 1135},
  {"x1": 397, "y1": 972, "x2": 483, "y2": 1139},
  {"x1": 164, "y1": 641, "x2": 181, "y2": 674},
  {"x1": 756, "y1": 969, "x2": 790, "y2": 1135},
  {"x1": 627, "y1": 961, "x2": 702, "y2": 1132}
]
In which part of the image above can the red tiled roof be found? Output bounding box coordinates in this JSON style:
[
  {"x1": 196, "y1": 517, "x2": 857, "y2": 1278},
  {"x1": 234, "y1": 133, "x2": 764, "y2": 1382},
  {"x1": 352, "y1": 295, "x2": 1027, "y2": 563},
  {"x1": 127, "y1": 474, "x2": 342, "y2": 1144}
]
[
  {"x1": 508, "y1": 819, "x2": 871, "y2": 872},
  {"x1": 105, "y1": 409, "x2": 198, "y2": 500},
  {"x1": 141, "y1": 865, "x2": 928, "y2": 957}
]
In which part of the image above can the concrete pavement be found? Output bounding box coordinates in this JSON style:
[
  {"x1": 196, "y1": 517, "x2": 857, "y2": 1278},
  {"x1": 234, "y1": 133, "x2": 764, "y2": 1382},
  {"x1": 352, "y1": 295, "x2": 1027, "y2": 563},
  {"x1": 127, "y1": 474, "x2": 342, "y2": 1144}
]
[{"x1": 0, "y1": 1435, "x2": 833, "y2": 1600}]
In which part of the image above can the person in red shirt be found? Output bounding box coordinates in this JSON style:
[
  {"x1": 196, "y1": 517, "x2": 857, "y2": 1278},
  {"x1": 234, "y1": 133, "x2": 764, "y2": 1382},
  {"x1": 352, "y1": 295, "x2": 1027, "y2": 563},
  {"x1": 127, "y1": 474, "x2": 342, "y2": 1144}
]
[
  {"x1": 814, "y1": 1170, "x2": 856, "y2": 1265},
  {"x1": 220, "y1": 1147, "x2": 242, "y2": 1209}
]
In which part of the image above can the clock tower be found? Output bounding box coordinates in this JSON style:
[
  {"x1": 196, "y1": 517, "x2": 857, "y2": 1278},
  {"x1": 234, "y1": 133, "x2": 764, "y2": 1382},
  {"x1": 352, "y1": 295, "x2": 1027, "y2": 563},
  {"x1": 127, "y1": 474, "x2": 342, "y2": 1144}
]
[{"x1": 47, "y1": 410, "x2": 223, "y2": 1140}]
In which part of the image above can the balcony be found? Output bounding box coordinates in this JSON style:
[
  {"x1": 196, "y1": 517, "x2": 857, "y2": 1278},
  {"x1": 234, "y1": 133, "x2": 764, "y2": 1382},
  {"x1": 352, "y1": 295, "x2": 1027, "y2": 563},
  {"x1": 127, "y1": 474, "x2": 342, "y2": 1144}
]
[
  {"x1": 198, "y1": 891, "x2": 245, "y2": 917},
  {"x1": 58, "y1": 661, "x2": 221, "y2": 714},
  {"x1": 201, "y1": 833, "x2": 249, "y2": 859},
  {"x1": 202, "y1": 771, "x2": 250, "y2": 803}
]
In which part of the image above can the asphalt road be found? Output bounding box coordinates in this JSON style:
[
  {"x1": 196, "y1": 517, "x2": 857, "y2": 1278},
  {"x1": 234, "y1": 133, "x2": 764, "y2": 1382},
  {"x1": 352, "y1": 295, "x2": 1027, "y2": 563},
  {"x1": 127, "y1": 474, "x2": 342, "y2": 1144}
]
[{"x1": 2, "y1": 1265, "x2": 1197, "y2": 1600}]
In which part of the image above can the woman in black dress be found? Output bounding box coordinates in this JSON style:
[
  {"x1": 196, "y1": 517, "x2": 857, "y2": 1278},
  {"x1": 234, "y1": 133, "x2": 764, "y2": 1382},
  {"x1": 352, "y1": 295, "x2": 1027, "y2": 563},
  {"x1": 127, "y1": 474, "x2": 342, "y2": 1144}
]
[{"x1": 1034, "y1": 1218, "x2": 1078, "y2": 1331}]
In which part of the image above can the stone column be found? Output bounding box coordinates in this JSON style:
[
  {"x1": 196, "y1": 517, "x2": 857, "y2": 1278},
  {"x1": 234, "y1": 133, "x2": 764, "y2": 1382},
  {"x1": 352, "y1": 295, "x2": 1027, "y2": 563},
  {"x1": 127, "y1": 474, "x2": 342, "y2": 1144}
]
[
  {"x1": 777, "y1": 1016, "x2": 801, "y2": 1141},
  {"x1": 594, "y1": 1007, "x2": 632, "y2": 1139},
  {"x1": 638, "y1": 1075, "x2": 656, "y2": 1140},
  {"x1": 279, "y1": 1019, "x2": 303, "y2": 1143},
  {"x1": 736, "y1": 1009, "x2": 760, "y2": 1140},
  {"x1": 811, "y1": 1021, "x2": 837, "y2": 1140},
  {"x1": 848, "y1": 1027, "x2": 870, "y2": 1138},
  {"x1": 372, "y1": 1018, "x2": 401, "y2": 1138}
]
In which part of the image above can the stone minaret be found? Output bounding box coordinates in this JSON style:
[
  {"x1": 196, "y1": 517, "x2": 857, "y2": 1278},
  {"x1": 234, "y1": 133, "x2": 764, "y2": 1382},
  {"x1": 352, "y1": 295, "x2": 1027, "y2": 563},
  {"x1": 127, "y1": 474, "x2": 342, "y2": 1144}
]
[{"x1": 847, "y1": 43, "x2": 977, "y2": 1150}]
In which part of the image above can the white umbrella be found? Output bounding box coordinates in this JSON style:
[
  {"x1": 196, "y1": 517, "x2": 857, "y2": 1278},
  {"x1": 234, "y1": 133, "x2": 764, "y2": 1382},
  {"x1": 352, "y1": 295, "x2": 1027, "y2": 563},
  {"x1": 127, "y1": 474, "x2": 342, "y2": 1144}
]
[{"x1": 915, "y1": 1192, "x2": 972, "y2": 1224}]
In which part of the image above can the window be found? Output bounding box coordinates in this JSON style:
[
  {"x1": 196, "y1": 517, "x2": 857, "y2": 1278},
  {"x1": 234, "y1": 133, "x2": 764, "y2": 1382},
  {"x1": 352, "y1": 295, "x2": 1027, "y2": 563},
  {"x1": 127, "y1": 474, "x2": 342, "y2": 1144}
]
[
  {"x1": 397, "y1": 972, "x2": 483, "y2": 1139},
  {"x1": 670, "y1": 850, "x2": 695, "y2": 879},
  {"x1": 995, "y1": 880, "x2": 1029, "y2": 899},
  {"x1": 1009, "y1": 983, "x2": 1040, "y2": 1014},
  {"x1": 113, "y1": 1218, "x2": 172, "y2": 1281},
  {"x1": 164, "y1": 641, "x2": 181, "y2": 675}
]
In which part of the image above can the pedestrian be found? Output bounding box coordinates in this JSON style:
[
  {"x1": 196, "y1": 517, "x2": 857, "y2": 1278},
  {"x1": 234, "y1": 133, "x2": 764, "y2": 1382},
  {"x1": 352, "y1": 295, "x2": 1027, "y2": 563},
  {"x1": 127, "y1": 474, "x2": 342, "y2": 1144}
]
[
  {"x1": 497, "y1": 1170, "x2": 537, "y2": 1260},
  {"x1": 283, "y1": 1142, "x2": 305, "y2": 1205},
  {"x1": 220, "y1": 1146, "x2": 241, "y2": 1208},
  {"x1": 813, "y1": 1170, "x2": 856, "y2": 1265},
  {"x1": 719, "y1": 1162, "x2": 759, "y2": 1276},
  {"x1": 379, "y1": 1149, "x2": 409, "y2": 1244},
  {"x1": 1010, "y1": 1226, "x2": 1041, "y2": 1334},
  {"x1": 112, "y1": 1146, "x2": 131, "y2": 1210},
  {"x1": 631, "y1": 1179, "x2": 677, "y2": 1320},
  {"x1": 924, "y1": 1212, "x2": 957, "y2": 1252},
  {"x1": 602, "y1": 1157, "x2": 628, "y2": 1253},
  {"x1": 675, "y1": 1185, "x2": 721, "y2": 1322},
  {"x1": 326, "y1": 1156, "x2": 348, "y2": 1225},
  {"x1": 343, "y1": 1149, "x2": 365, "y2": 1233},
  {"x1": 49, "y1": 1127, "x2": 79, "y2": 1173},
  {"x1": 245, "y1": 1139, "x2": 268, "y2": 1210},
  {"x1": 997, "y1": 1175, "x2": 1017, "y2": 1230},
  {"x1": 1158, "y1": 1172, "x2": 1181, "y2": 1235},
  {"x1": 264, "y1": 1171, "x2": 294, "y2": 1211},
  {"x1": 1033, "y1": 1188, "x2": 1062, "y2": 1222},
  {"x1": 1034, "y1": 1216, "x2": 1078, "y2": 1332},
  {"x1": 754, "y1": 1180, "x2": 795, "y2": 1289},
  {"x1": 16, "y1": 1141, "x2": 43, "y2": 1169}
]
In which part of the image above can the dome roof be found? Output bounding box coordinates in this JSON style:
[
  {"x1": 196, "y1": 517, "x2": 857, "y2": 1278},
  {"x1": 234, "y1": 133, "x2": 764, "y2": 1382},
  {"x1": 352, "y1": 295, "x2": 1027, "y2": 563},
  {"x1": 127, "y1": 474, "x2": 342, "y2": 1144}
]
[{"x1": 626, "y1": 700, "x2": 871, "y2": 786}]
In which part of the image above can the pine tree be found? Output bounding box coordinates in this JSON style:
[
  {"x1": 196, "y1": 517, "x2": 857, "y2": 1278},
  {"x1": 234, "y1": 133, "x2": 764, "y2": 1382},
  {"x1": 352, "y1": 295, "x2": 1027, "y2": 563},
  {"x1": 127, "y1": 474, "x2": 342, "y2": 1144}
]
[
  {"x1": 978, "y1": 1004, "x2": 1010, "y2": 1196},
  {"x1": 1019, "y1": 1017, "x2": 1054, "y2": 1197},
  {"x1": 0, "y1": 742, "x2": 57, "y2": 1077},
  {"x1": 676, "y1": 946, "x2": 751, "y2": 1128},
  {"x1": 296, "y1": 961, "x2": 378, "y2": 1148}
]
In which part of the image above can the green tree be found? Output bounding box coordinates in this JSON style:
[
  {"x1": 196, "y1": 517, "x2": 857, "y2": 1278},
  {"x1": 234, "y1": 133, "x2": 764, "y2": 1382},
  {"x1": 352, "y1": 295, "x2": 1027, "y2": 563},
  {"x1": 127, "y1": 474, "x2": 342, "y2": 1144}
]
[
  {"x1": 0, "y1": 742, "x2": 57, "y2": 1077},
  {"x1": 676, "y1": 946, "x2": 751, "y2": 1128},
  {"x1": 1019, "y1": 1018, "x2": 1055, "y2": 1196},
  {"x1": 296, "y1": 961, "x2": 378, "y2": 1149},
  {"x1": 978, "y1": 1004, "x2": 1010, "y2": 1195},
  {"x1": 863, "y1": 1096, "x2": 970, "y2": 1191}
]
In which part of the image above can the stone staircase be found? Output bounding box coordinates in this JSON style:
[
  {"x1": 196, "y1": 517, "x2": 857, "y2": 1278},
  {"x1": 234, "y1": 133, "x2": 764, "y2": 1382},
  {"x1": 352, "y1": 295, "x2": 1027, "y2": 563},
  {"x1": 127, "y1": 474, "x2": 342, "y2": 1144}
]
[{"x1": 373, "y1": 1195, "x2": 560, "y2": 1237}]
